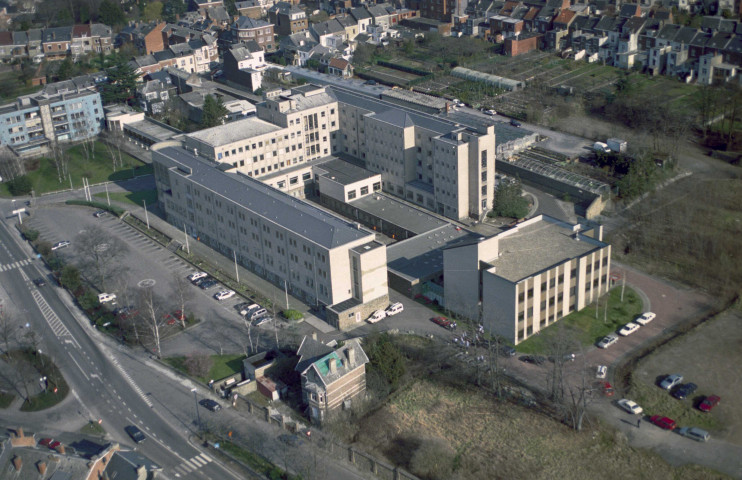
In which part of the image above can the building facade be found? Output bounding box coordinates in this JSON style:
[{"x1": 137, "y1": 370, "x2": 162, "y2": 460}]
[
  {"x1": 443, "y1": 215, "x2": 611, "y2": 345},
  {"x1": 152, "y1": 143, "x2": 389, "y2": 328}
]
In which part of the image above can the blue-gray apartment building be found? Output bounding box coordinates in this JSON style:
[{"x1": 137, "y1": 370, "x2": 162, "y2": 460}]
[{"x1": 0, "y1": 74, "x2": 105, "y2": 156}]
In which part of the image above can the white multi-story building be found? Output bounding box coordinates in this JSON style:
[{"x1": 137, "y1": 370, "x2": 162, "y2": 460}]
[{"x1": 152, "y1": 142, "x2": 389, "y2": 329}]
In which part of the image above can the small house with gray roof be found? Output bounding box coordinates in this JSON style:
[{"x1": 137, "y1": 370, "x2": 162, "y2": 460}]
[{"x1": 295, "y1": 336, "x2": 369, "y2": 424}]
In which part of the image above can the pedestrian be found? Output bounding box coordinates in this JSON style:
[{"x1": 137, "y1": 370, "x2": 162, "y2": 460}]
[{"x1": 637, "y1": 419, "x2": 641, "y2": 429}]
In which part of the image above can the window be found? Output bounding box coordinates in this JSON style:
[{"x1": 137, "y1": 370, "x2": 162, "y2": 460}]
[
  {"x1": 360, "y1": 186, "x2": 369, "y2": 195},
  {"x1": 347, "y1": 190, "x2": 357, "y2": 200},
  {"x1": 302, "y1": 172, "x2": 311, "y2": 181}
]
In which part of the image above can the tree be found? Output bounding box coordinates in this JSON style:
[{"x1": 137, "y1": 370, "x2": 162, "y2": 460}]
[
  {"x1": 364, "y1": 333, "x2": 405, "y2": 389},
  {"x1": 200, "y1": 94, "x2": 228, "y2": 128},
  {"x1": 137, "y1": 287, "x2": 164, "y2": 358},
  {"x1": 101, "y1": 56, "x2": 138, "y2": 105},
  {"x1": 184, "y1": 352, "x2": 213, "y2": 378},
  {"x1": 98, "y1": 0, "x2": 125, "y2": 25},
  {"x1": 162, "y1": 0, "x2": 187, "y2": 22},
  {"x1": 48, "y1": 140, "x2": 69, "y2": 185},
  {"x1": 491, "y1": 178, "x2": 530, "y2": 219},
  {"x1": 0, "y1": 311, "x2": 14, "y2": 360},
  {"x1": 142, "y1": 1, "x2": 164, "y2": 21},
  {"x1": 409, "y1": 437, "x2": 456, "y2": 480},
  {"x1": 172, "y1": 274, "x2": 190, "y2": 329},
  {"x1": 0, "y1": 147, "x2": 25, "y2": 183},
  {"x1": 6, "y1": 175, "x2": 32, "y2": 196},
  {"x1": 60, "y1": 265, "x2": 82, "y2": 292},
  {"x1": 74, "y1": 226, "x2": 129, "y2": 290},
  {"x1": 544, "y1": 324, "x2": 578, "y2": 403}
]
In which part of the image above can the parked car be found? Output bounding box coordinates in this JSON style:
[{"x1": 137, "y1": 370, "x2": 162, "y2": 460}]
[
  {"x1": 214, "y1": 290, "x2": 236, "y2": 301},
  {"x1": 98, "y1": 293, "x2": 117, "y2": 304},
  {"x1": 367, "y1": 310, "x2": 387, "y2": 324},
  {"x1": 200, "y1": 399, "x2": 221, "y2": 412},
  {"x1": 677, "y1": 427, "x2": 710, "y2": 442},
  {"x1": 278, "y1": 434, "x2": 304, "y2": 447},
  {"x1": 199, "y1": 279, "x2": 219, "y2": 290},
  {"x1": 484, "y1": 109, "x2": 497, "y2": 116},
  {"x1": 597, "y1": 334, "x2": 619, "y2": 349},
  {"x1": 38, "y1": 438, "x2": 55, "y2": 448},
  {"x1": 385, "y1": 302, "x2": 404, "y2": 316},
  {"x1": 241, "y1": 304, "x2": 261, "y2": 317},
  {"x1": 51, "y1": 241, "x2": 70, "y2": 251},
  {"x1": 93, "y1": 210, "x2": 107, "y2": 218},
  {"x1": 635, "y1": 312, "x2": 656, "y2": 326},
  {"x1": 253, "y1": 316, "x2": 271, "y2": 327},
  {"x1": 161, "y1": 313, "x2": 176, "y2": 326},
  {"x1": 698, "y1": 395, "x2": 721, "y2": 412},
  {"x1": 649, "y1": 415, "x2": 677, "y2": 430},
  {"x1": 192, "y1": 276, "x2": 210, "y2": 286},
  {"x1": 616, "y1": 398, "x2": 643, "y2": 415},
  {"x1": 510, "y1": 119, "x2": 522, "y2": 127},
  {"x1": 672, "y1": 382, "x2": 698, "y2": 400},
  {"x1": 499, "y1": 345, "x2": 517, "y2": 357},
  {"x1": 188, "y1": 272, "x2": 208, "y2": 282},
  {"x1": 519, "y1": 355, "x2": 546, "y2": 365},
  {"x1": 596, "y1": 365, "x2": 607, "y2": 379},
  {"x1": 364, "y1": 79, "x2": 377, "y2": 86},
  {"x1": 33, "y1": 277, "x2": 46, "y2": 287},
  {"x1": 431, "y1": 316, "x2": 452, "y2": 329},
  {"x1": 125, "y1": 425, "x2": 146, "y2": 443},
  {"x1": 618, "y1": 322, "x2": 640, "y2": 336},
  {"x1": 173, "y1": 310, "x2": 185, "y2": 322},
  {"x1": 248, "y1": 308, "x2": 268, "y2": 321},
  {"x1": 659, "y1": 374, "x2": 683, "y2": 390}
]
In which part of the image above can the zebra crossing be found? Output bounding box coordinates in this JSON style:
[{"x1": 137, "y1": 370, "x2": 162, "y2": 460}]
[
  {"x1": 173, "y1": 453, "x2": 213, "y2": 477},
  {"x1": 30, "y1": 288, "x2": 79, "y2": 347},
  {"x1": 0, "y1": 258, "x2": 33, "y2": 272},
  {"x1": 108, "y1": 355, "x2": 153, "y2": 408}
]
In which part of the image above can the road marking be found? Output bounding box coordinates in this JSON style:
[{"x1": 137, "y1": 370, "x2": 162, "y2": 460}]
[
  {"x1": 0, "y1": 258, "x2": 32, "y2": 272},
  {"x1": 109, "y1": 357, "x2": 153, "y2": 407},
  {"x1": 68, "y1": 352, "x2": 89, "y2": 380},
  {"x1": 29, "y1": 289, "x2": 80, "y2": 348}
]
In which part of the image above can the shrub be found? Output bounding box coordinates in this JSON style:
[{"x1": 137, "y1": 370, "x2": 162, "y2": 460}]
[
  {"x1": 282, "y1": 309, "x2": 303, "y2": 321},
  {"x1": 409, "y1": 437, "x2": 456, "y2": 480},
  {"x1": 364, "y1": 333, "x2": 406, "y2": 389},
  {"x1": 492, "y1": 178, "x2": 530, "y2": 219},
  {"x1": 184, "y1": 353, "x2": 213, "y2": 378},
  {"x1": 21, "y1": 227, "x2": 39, "y2": 242},
  {"x1": 65, "y1": 199, "x2": 125, "y2": 216},
  {"x1": 60, "y1": 265, "x2": 82, "y2": 291},
  {"x1": 7, "y1": 175, "x2": 32, "y2": 196}
]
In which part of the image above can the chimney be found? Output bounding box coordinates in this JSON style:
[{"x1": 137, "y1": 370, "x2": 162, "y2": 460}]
[
  {"x1": 56, "y1": 444, "x2": 66, "y2": 454},
  {"x1": 311, "y1": 332, "x2": 317, "y2": 341},
  {"x1": 17, "y1": 427, "x2": 24, "y2": 438},
  {"x1": 12, "y1": 456, "x2": 22, "y2": 471},
  {"x1": 328, "y1": 358, "x2": 336, "y2": 374},
  {"x1": 136, "y1": 464, "x2": 148, "y2": 480},
  {"x1": 37, "y1": 461, "x2": 47, "y2": 475},
  {"x1": 346, "y1": 346, "x2": 355, "y2": 366}
]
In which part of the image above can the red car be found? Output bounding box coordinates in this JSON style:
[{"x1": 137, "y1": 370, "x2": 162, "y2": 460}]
[
  {"x1": 431, "y1": 316, "x2": 452, "y2": 329},
  {"x1": 38, "y1": 438, "x2": 54, "y2": 448},
  {"x1": 649, "y1": 415, "x2": 676, "y2": 430},
  {"x1": 173, "y1": 310, "x2": 185, "y2": 321},
  {"x1": 161, "y1": 313, "x2": 176, "y2": 326},
  {"x1": 698, "y1": 395, "x2": 720, "y2": 412}
]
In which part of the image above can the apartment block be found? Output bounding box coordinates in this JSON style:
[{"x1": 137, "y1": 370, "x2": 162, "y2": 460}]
[
  {"x1": 443, "y1": 215, "x2": 611, "y2": 345},
  {"x1": 152, "y1": 143, "x2": 389, "y2": 329},
  {"x1": 0, "y1": 76, "x2": 104, "y2": 156}
]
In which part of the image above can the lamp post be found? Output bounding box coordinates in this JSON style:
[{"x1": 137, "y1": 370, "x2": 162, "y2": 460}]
[
  {"x1": 191, "y1": 388, "x2": 201, "y2": 433},
  {"x1": 143, "y1": 200, "x2": 150, "y2": 230}
]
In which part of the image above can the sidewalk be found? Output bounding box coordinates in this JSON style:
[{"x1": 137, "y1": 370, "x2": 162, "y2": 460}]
[{"x1": 125, "y1": 203, "x2": 335, "y2": 333}]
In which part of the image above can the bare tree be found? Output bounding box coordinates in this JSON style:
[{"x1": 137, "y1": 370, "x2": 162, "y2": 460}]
[
  {"x1": 0, "y1": 311, "x2": 15, "y2": 360},
  {"x1": 184, "y1": 352, "x2": 212, "y2": 378},
  {"x1": 137, "y1": 287, "x2": 164, "y2": 358},
  {"x1": 102, "y1": 130, "x2": 126, "y2": 171},
  {"x1": 544, "y1": 324, "x2": 578, "y2": 403},
  {"x1": 172, "y1": 274, "x2": 191, "y2": 329},
  {"x1": 74, "y1": 226, "x2": 129, "y2": 290},
  {"x1": 49, "y1": 140, "x2": 69, "y2": 185},
  {"x1": 562, "y1": 355, "x2": 593, "y2": 431},
  {"x1": 242, "y1": 317, "x2": 255, "y2": 356},
  {"x1": 0, "y1": 146, "x2": 25, "y2": 182}
]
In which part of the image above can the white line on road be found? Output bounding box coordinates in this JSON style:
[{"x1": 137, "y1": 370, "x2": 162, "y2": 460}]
[{"x1": 68, "y1": 352, "x2": 89, "y2": 380}]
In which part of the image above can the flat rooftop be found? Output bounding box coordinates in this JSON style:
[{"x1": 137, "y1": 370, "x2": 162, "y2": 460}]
[
  {"x1": 315, "y1": 158, "x2": 379, "y2": 185},
  {"x1": 350, "y1": 193, "x2": 448, "y2": 235},
  {"x1": 186, "y1": 116, "x2": 281, "y2": 147},
  {"x1": 155, "y1": 146, "x2": 373, "y2": 249},
  {"x1": 125, "y1": 118, "x2": 181, "y2": 143},
  {"x1": 486, "y1": 217, "x2": 607, "y2": 282},
  {"x1": 387, "y1": 224, "x2": 477, "y2": 281}
]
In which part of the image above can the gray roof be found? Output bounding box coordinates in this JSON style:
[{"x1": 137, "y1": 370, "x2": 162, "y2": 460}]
[
  {"x1": 351, "y1": 192, "x2": 448, "y2": 235},
  {"x1": 103, "y1": 450, "x2": 162, "y2": 480},
  {"x1": 351, "y1": 7, "x2": 372, "y2": 21},
  {"x1": 315, "y1": 158, "x2": 378, "y2": 185},
  {"x1": 270, "y1": 1, "x2": 304, "y2": 14},
  {"x1": 234, "y1": 16, "x2": 272, "y2": 29},
  {"x1": 483, "y1": 216, "x2": 606, "y2": 282},
  {"x1": 304, "y1": 339, "x2": 369, "y2": 386},
  {"x1": 295, "y1": 336, "x2": 334, "y2": 373},
  {"x1": 387, "y1": 224, "x2": 476, "y2": 281},
  {"x1": 312, "y1": 19, "x2": 346, "y2": 36},
  {"x1": 42, "y1": 26, "x2": 73, "y2": 42},
  {"x1": 156, "y1": 146, "x2": 374, "y2": 249},
  {"x1": 367, "y1": 5, "x2": 390, "y2": 18},
  {"x1": 372, "y1": 109, "x2": 415, "y2": 128}
]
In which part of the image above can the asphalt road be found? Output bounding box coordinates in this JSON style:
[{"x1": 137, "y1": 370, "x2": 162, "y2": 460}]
[{"x1": 0, "y1": 208, "x2": 243, "y2": 479}]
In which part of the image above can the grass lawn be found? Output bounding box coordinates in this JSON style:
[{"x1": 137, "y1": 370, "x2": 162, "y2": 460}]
[
  {"x1": 93, "y1": 189, "x2": 158, "y2": 208},
  {"x1": 517, "y1": 287, "x2": 643, "y2": 354},
  {"x1": 0, "y1": 140, "x2": 146, "y2": 197},
  {"x1": 0, "y1": 392, "x2": 15, "y2": 408},
  {"x1": 79, "y1": 420, "x2": 106, "y2": 436},
  {"x1": 164, "y1": 354, "x2": 246, "y2": 384}
]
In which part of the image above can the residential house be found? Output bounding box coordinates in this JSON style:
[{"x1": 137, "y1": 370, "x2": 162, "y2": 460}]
[
  {"x1": 698, "y1": 51, "x2": 738, "y2": 83},
  {"x1": 130, "y1": 54, "x2": 162, "y2": 77},
  {"x1": 295, "y1": 336, "x2": 369, "y2": 424},
  {"x1": 310, "y1": 18, "x2": 348, "y2": 49},
  {"x1": 231, "y1": 16, "x2": 276, "y2": 51},
  {"x1": 351, "y1": 7, "x2": 374, "y2": 34},
  {"x1": 269, "y1": 2, "x2": 308, "y2": 36},
  {"x1": 141, "y1": 22, "x2": 168, "y2": 54},
  {"x1": 42, "y1": 26, "x2": 73, "y2": 61},
  {"x1": 506, "y1": 31, "x2": 541, "y2": 55},
  {"x1": 336, "y1": 14, "x2": 360, "y2": 41},
  {"x1": 223, "y1": 41, "x2": 268, "y2": 91},
  {"x1": 419, "y1": 0, "x2": 468, "y2": 22},
  {"x1": 207, "y1": 5, "x2": 232, "y2": 28},
  {"x1": 237, "y1": 0, "x2": 265, "y2": 18},
  {"x1": 328, "y1": 57, "x2": 353, "y2": 77},
  {"x1": 545, "y1": 9, "x2": 577, "y2": 51},
  {"x1": 137, "y1": 78, "x2": 176, "y2": 115},
  {"x1": 280, "y1": 30, "x2": 325, "y2": 65},
  {"x1": 368, "y1": 4, "x2": 393, "y2": 29},
  {"x1": 192, "y1": 0, "x2": 224, "y2": 14}
]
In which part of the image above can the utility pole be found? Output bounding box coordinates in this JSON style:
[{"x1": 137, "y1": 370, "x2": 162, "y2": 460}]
[
  {"x1": 233, "y1": 250, "x2": 239, "y2": 283},
  {"x1": 105, "y1": 183, "x2": 110, "y2": 206},
  {"x1": 143, "y1": 200, "x2": 150, "y2": 230},
  {"x1": 284, "y1": 280, "x2": 289, "y2": 310},
  {"x1": 183, "y1": 223, "x2": 190, "y2": 254}
]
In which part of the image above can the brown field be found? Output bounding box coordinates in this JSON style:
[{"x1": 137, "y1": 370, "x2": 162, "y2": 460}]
[{"x1": 351, "y1": 371, "x2": 728, "y2": 480}]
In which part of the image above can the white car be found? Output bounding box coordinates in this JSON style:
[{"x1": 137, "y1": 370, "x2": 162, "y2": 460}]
[
  {"x1": 618, "y1": 322, "x2": 640, "y2": 336},
  {"x1": 214, "y1": 290, "x2": 235, "y2": 301},
  {"x1": 597, "y1": 334, "x2": 619, "y2": 349},
  {"x1": 188, "y1": 272, "x2": 208, "y2": 282},
  {"x1": 51, "y1": 241, "x2": 71, "y2": 251},
  {"x1": 253, "y1": 316, "x2": 271, "y2": 327},
  {"x1": 98, "y1": 293, "x2": 117, "y2": 304},
  {"x1": 617, "y1": 399, "x2": 643, "y2": 415},
  {"x1": 635, "y1": 312, "x2": 656, "y2": 326},
  {"x1": 485, "y1": 109, "x2": 497, "y2": 116},
  {"x1": 596, "y1": 365, "x2": 607, "y2": 379},
  {"x1": 240, "y1": 303, "x2": 261, "y2": 316},
  {"x1": 367, "y1": 310, "x2": 387, "y2": 324},
  {"x1": 385, "y1": 302, "x2": 404, "y2": 316}
]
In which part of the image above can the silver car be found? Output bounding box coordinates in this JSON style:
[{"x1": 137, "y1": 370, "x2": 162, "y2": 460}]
[{"x1": 660, "y1": 374, "x2": 683, "y2": 390}]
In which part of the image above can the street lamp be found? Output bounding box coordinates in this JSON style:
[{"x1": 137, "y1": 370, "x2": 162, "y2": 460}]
[{"x1": 191, "y1": 388, "x2": 201, "y2": 433}]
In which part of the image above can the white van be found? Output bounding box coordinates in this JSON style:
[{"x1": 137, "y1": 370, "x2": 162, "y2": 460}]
[
  {"x1": 98, "y1": 293, "x2": 117, "y2": 304},
  {"x1": 385, "y1": 302, "x2": 403, "y2": 316},
  {"x1": 367, "y1": 310, "x2": 387, "y2": 323},
  {"x1": 249, "y1": 308, "x2": 268, "y2": 320}
]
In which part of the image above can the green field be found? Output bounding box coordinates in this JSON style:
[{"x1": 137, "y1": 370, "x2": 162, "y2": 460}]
[
  {"x1": 165, "y1": 354, "x2": 246, "y2": 384},
  {"x1": 517, "y1": 287, "x2": 643, "y2": 354},
  {"x1": 0, "y1": 140, "x2": 146, "y2": 197},
  {"x1": 94, "y1": 189, "x2": 157, "y2": 208}
]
